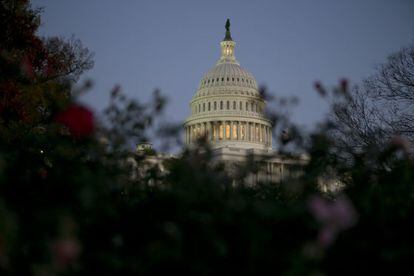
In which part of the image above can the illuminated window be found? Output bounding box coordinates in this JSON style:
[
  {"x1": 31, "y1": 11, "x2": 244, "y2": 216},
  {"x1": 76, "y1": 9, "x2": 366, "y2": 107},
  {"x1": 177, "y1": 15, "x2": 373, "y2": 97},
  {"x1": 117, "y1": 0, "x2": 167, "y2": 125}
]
[
  {"x1": 240, "y1": 124, "x2": 245, "y2": 139},
  {"x1": 226, "y1": 124, "x2": 230, "y2": 139},
  {"x1": 232, "y1": 124, "x2": 237, "y2": 139},
  {"x1": 219, "y1": 124, "x2": 223, "y2": 139},
  {"x1": 213, "y1": 125, "x2": 217, "y2": 139},
  {"x1": 256, "y1": 126, "x2": 259, "y2": 141}
]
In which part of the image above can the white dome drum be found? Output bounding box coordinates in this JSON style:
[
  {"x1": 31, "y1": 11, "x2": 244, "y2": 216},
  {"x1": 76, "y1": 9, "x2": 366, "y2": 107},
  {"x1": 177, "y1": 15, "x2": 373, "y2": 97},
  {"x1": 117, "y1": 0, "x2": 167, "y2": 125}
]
[{"x1": 184, "y1": 20, "x2": 272, "y2": 151}]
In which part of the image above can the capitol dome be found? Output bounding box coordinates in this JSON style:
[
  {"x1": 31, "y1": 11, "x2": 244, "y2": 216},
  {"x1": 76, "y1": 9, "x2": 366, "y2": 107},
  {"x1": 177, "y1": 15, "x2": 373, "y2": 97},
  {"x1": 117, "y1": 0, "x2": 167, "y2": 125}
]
[{"x1": 184, "y1": 20, "x2": 272, "y2": 151}]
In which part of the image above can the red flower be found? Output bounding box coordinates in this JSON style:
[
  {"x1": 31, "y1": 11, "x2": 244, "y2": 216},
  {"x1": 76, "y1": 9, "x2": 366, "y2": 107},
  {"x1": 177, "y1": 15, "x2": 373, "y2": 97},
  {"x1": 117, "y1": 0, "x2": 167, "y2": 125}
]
[
  {"x1": 51, "y1": 238, "x2": 81, "y2": 269},
  {"x1": 55, "y1": 104, "x2": 94, "y2": 138},
  {"x1": 21, "y1": 55, "x2": 35, "y2": 79}
]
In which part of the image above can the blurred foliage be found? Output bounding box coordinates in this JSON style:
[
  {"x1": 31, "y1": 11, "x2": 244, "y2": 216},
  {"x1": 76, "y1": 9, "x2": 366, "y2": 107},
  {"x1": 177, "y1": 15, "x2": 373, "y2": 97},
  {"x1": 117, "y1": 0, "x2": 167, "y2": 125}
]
[{"x1": 0, "y1": 1, "x2": 413, "y2": 275}]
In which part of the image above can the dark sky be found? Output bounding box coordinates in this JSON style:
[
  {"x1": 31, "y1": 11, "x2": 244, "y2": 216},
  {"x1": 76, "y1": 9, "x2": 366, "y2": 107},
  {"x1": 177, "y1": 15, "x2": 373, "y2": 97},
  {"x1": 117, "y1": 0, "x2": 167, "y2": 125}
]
[{"x1": 33, "y1": 0, "x2": 414, "y2": 128}]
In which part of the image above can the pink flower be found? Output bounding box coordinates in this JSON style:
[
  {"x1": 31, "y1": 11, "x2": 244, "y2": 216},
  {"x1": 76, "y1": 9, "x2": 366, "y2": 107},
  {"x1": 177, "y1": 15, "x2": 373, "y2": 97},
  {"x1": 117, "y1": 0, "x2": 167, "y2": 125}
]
[
  {"x1": 55, "y1": 104, "x2": 94, "y2": 138},
  {"x1": 308, "y1": 194, "x2": 357, "y2": 248}
]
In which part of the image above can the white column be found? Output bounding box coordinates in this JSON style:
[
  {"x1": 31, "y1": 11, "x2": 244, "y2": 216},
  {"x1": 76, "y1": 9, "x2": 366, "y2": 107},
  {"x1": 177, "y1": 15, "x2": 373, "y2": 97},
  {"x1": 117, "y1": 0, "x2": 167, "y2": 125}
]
[
  {"x1": 269, "y1": 127, "x2": 272, "y2": 147},
  {"x1": 253, "y1": 123, "x2": 256, "y2": 142},
  {"x1": 261, "y1": 125, "x2": 264, "y2": 143},
  {"x1": 267, "y1": 127, "x2": 271, "y2": 146}
]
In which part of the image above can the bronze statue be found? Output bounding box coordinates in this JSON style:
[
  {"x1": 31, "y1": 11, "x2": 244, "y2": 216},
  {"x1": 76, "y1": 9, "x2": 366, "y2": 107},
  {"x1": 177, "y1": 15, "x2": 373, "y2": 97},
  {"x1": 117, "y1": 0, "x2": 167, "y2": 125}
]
[{"x1": 224, "y1": 19, "x2": 232, "y2": 41}]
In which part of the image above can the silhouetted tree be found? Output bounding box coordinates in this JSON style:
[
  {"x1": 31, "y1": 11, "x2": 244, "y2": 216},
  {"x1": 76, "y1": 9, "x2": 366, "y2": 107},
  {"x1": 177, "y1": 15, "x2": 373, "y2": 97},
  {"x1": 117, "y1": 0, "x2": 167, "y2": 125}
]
[{"x1": 330, "y1": 44, "x2": 414, "y2": 154}]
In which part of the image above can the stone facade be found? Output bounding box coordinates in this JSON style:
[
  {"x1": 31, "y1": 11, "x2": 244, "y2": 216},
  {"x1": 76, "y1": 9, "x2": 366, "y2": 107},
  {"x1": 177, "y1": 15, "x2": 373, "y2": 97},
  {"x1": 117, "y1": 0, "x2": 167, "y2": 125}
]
[{"x1": 182, "y1": 20, "x2": 308, "y2": 183}]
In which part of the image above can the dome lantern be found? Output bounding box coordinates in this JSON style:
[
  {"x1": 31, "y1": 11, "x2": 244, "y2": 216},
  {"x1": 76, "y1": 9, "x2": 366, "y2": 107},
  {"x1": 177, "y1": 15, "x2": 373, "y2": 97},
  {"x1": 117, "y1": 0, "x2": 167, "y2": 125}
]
[{"x1": 219, "y1": 19, "x2": 237, "y2": 65}]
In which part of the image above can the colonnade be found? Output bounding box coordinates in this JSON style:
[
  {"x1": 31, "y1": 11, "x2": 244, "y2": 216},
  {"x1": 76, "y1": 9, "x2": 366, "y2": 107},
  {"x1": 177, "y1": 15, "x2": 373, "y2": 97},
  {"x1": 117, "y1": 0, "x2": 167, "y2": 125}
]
[{"x1": 185, "y1": 121, "x2": 272, "y2": 147}]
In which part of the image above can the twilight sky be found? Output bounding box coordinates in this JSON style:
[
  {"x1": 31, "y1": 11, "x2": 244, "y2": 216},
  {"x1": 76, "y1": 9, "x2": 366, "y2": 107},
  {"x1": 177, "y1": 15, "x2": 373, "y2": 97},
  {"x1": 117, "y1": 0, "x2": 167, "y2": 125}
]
[{"x1": 33, "y1": 0, "x2": 414, "y2": 129}]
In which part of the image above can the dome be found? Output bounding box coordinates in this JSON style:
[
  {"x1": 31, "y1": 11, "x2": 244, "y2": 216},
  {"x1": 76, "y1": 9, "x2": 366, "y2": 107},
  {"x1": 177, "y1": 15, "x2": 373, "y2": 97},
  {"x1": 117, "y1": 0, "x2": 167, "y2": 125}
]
[
  {"x1": 198, "y1": 62, "x2": 258, "y2": 90},
  {"x1": 184, "y1": 20, "x2": 272, "y2": 151}
]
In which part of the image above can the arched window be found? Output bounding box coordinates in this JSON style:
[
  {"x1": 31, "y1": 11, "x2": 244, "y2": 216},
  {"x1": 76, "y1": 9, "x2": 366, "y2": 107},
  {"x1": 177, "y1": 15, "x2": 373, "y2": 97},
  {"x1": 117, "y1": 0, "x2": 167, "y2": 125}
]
[
  {"x1": 208, "y1": 102, "x2": 211, "y2": 111},
  {"x1": 220, "y1": 101, "x2": 223, "y2": 110},
  {"x1": 246, "y1": 102, "x2": 249, "y2": 111},
  {"x1": 219, "y1": 124, "x2": 223, "y2": 139},
  {"x1": 222, "y1": 77, "x2": 224, "y2": 81},
  {"x1": 203, "y1": 103, "x2": 205, "y2": 112},
  {"x1": 233, "y1": 101, "x2": 236, "y2": 110},
  {"x1": 227, "y1": 101, "x2": 230, "y2": 110},
  {"x1": 232, "y1": 77, "x2": 234, "y2": 81},
  {"x1": 240, "y1": 101, "x2": 243, "y2": 110},
  {"x1": 251, "y1": 102, "x2": 254, "y2": 111},
  {"x1": 214, "y1": 101, "x2": 217, "y2": 110},
  {"x1": 227, "y1": 77, "x2": 229, "y2": 81},
  {"x1": 240, "y1": 124, "x2": 245, "y2": 139}
]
